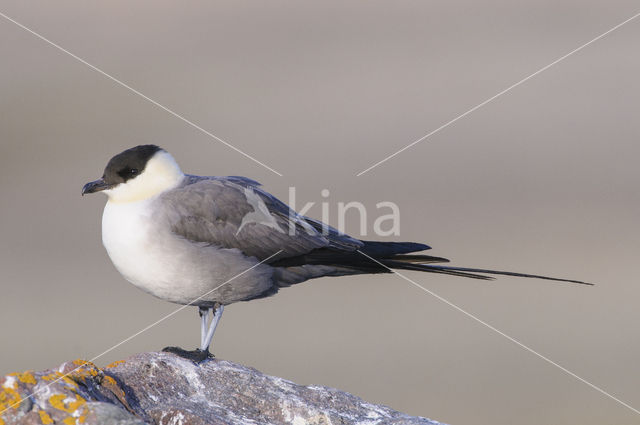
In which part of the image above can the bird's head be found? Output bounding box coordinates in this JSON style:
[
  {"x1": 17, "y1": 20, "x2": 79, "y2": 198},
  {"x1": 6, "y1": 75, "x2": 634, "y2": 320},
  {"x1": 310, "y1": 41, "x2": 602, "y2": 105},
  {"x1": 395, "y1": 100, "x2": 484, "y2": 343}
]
[{"x1": 82, "y1": 145, "x2": 184, "y2": 203}]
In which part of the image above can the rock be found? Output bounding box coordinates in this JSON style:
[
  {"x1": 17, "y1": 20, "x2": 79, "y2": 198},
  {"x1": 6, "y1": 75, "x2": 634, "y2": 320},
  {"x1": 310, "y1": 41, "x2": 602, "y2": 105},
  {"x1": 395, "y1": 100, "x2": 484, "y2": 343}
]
[{"x1": 0, "y1": 352, "x2": 445, "y2": 425}]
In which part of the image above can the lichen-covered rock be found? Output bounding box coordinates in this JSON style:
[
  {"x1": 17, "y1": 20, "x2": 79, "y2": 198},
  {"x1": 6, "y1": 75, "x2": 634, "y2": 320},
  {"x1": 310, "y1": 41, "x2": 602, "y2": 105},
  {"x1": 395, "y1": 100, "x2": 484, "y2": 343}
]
[
  {"x1": 0, "y1": 359, "x2": 142, "y2": 425},
  {"x1": 0, "y1": 352, "x2": 444, "y2": 425}
]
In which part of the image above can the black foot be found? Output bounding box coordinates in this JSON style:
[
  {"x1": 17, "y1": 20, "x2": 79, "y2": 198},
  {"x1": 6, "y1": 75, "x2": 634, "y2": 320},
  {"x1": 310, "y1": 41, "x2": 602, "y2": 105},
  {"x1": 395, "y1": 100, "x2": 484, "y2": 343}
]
[{"x1": 161, "y1": 346, "x2": 213, "y2": 363}]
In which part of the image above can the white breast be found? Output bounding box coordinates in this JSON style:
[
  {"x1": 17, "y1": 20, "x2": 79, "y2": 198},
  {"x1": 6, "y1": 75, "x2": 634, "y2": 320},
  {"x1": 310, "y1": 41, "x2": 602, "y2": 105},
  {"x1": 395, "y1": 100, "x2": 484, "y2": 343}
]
[
  {"x1": 101, "y1": 198, "x2": 275, "y2": 306},
  {"x1": 102, "y1": 198, "x2": 210, "y2": 303},
  {"x1": 102, "y1": 199, "x2": 167, "y2": 294}
]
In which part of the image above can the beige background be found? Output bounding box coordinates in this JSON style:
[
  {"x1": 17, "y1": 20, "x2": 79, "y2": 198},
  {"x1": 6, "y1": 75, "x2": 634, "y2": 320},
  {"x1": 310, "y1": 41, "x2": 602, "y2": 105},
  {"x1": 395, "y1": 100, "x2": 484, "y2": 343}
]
[{"x1": 1, "y1": 1, "x2": 639, "y2": 424}]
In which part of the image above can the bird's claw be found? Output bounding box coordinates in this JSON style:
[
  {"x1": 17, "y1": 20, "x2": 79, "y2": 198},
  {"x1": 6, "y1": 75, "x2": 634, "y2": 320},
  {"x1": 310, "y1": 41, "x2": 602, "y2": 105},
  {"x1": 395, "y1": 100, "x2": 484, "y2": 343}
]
[{"x1": 161, "y1": 346, "x2": 213, "y2": 363}]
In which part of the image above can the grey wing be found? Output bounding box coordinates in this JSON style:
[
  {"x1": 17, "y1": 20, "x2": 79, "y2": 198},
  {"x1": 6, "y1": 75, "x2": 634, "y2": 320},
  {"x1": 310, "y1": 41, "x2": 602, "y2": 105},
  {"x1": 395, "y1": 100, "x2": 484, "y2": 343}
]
[{"x1": 158, "y1": 176, "x2": 362, "y2": 261}]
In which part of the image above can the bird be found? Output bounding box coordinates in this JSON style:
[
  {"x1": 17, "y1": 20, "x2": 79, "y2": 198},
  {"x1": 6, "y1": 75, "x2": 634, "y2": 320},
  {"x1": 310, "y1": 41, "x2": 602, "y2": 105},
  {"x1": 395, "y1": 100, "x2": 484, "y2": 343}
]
[{"x1": 82, "y1": 145, "x2": 591, "y2": 361}]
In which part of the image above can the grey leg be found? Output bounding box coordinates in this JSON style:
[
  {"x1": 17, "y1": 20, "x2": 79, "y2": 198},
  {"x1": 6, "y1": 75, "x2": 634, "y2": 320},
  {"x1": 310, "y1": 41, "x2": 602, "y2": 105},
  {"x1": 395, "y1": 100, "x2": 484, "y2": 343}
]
[
  {"x1": 199, "y1": 307, "x2": 211, "y2": 349},
  {"x1": 201, "y1": 304, "x2": 224, "y2": 352},
  {"x1": 162, "y1": 306, "x2": 219, "y2": 362}
]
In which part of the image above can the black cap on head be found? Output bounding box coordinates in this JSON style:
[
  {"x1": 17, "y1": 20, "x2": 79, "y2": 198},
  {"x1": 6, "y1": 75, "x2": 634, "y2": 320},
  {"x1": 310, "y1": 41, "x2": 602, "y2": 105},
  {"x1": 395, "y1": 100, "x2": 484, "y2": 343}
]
[
  {"x1": 102, "y1": 144, "x2": 163, "y2": 185},
  {"x1": 82, "y1": 145, "x2": 164, "y2": 195}
]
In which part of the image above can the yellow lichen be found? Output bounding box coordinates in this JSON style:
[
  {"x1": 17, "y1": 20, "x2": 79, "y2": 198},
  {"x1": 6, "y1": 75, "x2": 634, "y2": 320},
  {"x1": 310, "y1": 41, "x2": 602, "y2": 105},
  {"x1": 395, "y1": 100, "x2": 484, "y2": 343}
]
[
  {"x1": 65, "y1": 408, "x2": 88, "y2": 425},
  {"x1": 49, "y1": 394, "x2": 86, "y2": 414},
  {"x1": 41, "y1": 372, "x2": 77, "y2": 388},
  {"x1": 101, "y1": 375, "x2": 116, "y2": 387},
  {"x1": 72, "y1": 360, "x2": 97, "y2": 371},
  {"x1": 0, "y1": 386, "x2": 22, "y2": 411},
  {"x1": 66, "y1": 361, "x2": 101, "y2": 381},
  {"x1": 48, "y1": 394, "x2": 67, "y2": 411},
  {"x1": 41, "y1": 373, "x2": 57, "y2": 382},
  {"x1": 15, "y1": 372, "x2": 36, "y2": 385},
  {"x1": 63, "y1": 376, "x2": 78, "y2": 387},
  {"x1": 105, "y1": 360, "x2": 125, "y2": 368},
  {"x1": 38, "y1": 410, "x2": 54, "y2": 424}
]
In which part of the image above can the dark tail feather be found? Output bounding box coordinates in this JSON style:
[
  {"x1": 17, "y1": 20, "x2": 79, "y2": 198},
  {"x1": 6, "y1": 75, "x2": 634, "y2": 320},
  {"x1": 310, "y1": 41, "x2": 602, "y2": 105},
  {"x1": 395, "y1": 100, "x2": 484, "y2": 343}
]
[
  {"x1": 272, "y1": 241, "x2": 436, "y2": 269},
  {"x1": 271, "y1": 240, "x2": 591, "y2": 285},
  {"x1": 383, "y1": 260, "x2": 494, "y2": 280},
  {"x1": 382, "y1": 258, "x2": 592, "y2": 285},
  {"x1": 360, "y1": 241, "x2": 591, "y2": 285},
  {"x1": 413, "y1": 265, "x2": 593, "y2": 285},
  {"x1": 360, "y1": 241, "x2": 431, "y2": 256},
  {"x1": 388, "y1": 254, "x2": 450, "y2": 264}
]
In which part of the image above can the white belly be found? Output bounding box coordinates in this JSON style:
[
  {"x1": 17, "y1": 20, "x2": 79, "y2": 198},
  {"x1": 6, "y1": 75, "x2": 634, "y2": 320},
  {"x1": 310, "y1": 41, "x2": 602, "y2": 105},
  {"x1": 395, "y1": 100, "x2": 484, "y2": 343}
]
[
  {"x1": 101, "y1": 199, "x2": 274, "y2": 305},
  {"x1": 102, "y1": 200, "x2": 174, "y2": 298}
]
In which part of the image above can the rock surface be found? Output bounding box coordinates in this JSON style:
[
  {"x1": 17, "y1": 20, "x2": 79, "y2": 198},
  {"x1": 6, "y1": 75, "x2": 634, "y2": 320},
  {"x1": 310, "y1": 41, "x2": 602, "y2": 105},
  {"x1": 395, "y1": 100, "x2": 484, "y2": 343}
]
[{"x1": 0, "y1": 352, "x2": 444, "y2": 425}]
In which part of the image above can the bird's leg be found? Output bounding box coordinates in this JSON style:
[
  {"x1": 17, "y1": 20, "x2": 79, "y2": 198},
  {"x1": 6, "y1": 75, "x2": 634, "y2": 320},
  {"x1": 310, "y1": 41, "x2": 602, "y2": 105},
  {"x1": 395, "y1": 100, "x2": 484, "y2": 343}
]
[
  {"x1": 201, "y1": 304, "x2": 224, "y2": 352},
  {"x1": 162, "y1": 305, "x2": 218, "y2": 363},
  {"x1": 199, "y1": 306, "x2": 210, "y2": 349}
]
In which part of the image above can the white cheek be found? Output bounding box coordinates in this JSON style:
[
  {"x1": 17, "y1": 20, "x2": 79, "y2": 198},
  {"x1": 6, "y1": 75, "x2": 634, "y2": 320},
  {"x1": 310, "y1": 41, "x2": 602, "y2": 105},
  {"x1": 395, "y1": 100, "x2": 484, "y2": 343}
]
[
  {"x1": 103, "y1": 187, "x2": 116, "y2": 197},
  {"x1": 105, "y1": 152, "x2": 184, "y2": 203},
  {"x1": 105, "y1": 175, "x2": 151, "y2": 202}
]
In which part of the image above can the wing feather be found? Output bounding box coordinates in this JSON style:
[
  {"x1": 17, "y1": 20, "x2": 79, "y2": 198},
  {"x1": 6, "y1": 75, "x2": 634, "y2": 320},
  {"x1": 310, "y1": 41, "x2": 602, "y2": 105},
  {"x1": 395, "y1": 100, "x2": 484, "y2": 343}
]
[{"x1": 157, "y1": 176, "x2": 361, "y2": 261}]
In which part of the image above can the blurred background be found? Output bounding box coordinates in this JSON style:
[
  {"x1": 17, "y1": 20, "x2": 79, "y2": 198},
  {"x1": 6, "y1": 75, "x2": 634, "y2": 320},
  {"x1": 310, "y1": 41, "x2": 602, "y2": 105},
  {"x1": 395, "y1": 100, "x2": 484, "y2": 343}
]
[{"x1": 1, "y1": 1, "x2": 639, "y2": 424}]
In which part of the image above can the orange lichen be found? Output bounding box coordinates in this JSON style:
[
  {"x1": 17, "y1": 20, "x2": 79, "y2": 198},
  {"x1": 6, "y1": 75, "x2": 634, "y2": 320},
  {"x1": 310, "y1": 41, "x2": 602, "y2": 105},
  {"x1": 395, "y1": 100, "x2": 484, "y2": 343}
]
[
  {"x1": 48, "y1": 393, "x2": 86, "y2": 414},
  {"x1": 105, "y1": 360, "x2": 125, "y2": 368},
  {"x1": 59, "y1": 406, "x2": 88, "y2": 425},
  {"x1": 71, "y1": 360, "x2": 97, "y2": 370},
  {"x1": 48, "y1": 394, "x2": 68, "y2": 412},
  {"x1": 0, "y1": 386, "x2": 22, "y2": 412},
  {"x1": 98, "y1": 374, "x2": 132, "y2": 412},
  {"x1": 102, "y1": 375, "x2": 117, "y2": 387},
  {"x1": 38, "y1": 410, "x2": 54, "y2": 424},
  {"x1": 66, "y1": 361, "x2": 101, "y2": 382},
  {"x1": 62, "y1": 376, "x2": 78, "y2": 387},
  {"x1": 11, "y1": 372, "x2": 37, "y2": 385},
  {"x1": 41, "y1": 372, "x2": 78, "y2": 388},
  {"x1": 3, "y1": 362, "x2": 114, "y2": 424}
]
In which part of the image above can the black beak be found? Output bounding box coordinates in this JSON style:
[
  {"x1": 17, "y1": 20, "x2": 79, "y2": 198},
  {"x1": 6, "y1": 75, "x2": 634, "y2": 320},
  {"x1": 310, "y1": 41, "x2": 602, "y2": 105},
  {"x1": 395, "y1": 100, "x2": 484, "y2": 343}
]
[{"x1": 82, "y1": 178, "x2": 111, "y2": 195}]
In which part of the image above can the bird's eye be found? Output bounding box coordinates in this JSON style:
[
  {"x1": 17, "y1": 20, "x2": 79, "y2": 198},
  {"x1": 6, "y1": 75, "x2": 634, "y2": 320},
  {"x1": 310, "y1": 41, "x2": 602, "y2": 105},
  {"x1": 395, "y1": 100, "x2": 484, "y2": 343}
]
[{"x1": 116, "y1": 167, "x2": 140, "y2": 180}]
